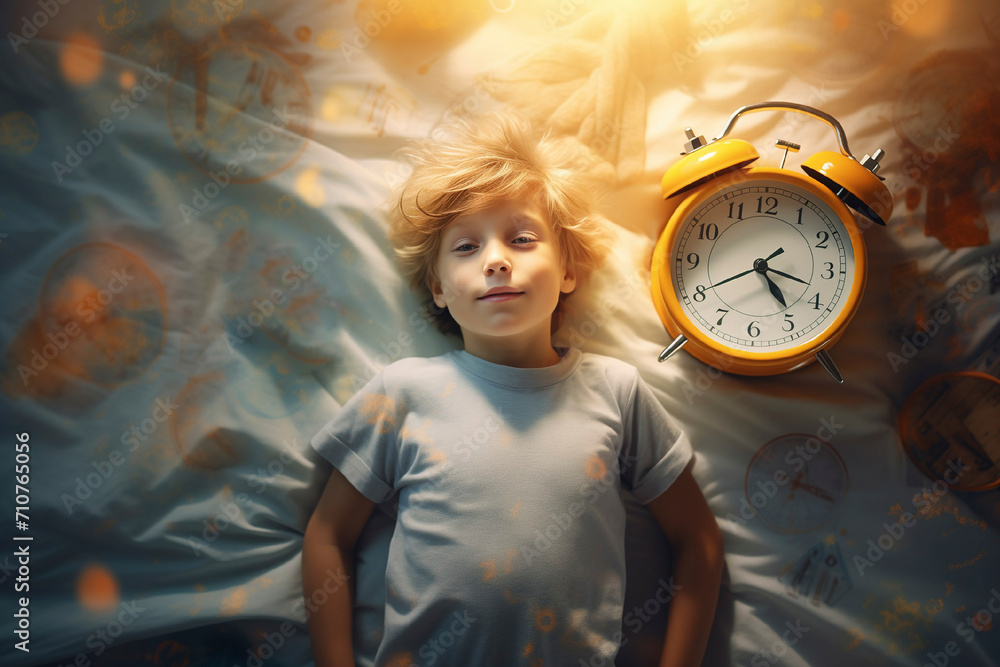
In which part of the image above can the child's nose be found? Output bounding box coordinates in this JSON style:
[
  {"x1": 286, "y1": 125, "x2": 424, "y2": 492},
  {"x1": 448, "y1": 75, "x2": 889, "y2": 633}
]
[{"x1": 483, "y1": 242, "x2": 511, "y2": 274}]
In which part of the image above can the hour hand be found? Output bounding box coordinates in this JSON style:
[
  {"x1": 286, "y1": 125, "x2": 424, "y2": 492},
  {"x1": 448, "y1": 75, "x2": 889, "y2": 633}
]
[{"x1": 763, "y1": 273, "x2": 787, "y2": 307}]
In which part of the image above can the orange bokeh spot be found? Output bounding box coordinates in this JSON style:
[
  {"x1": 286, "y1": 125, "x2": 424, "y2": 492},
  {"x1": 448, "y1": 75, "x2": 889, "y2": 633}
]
[
  {"x1": 534, "y1": 607, "x2": 556, "y2": 632},
  {"x1": 831, "y1": 9, "x2": 850, "y2": 32},
  {"x1": 119, "y1": 69, "x2": 137, "y2": 89},
  {"x1": 60, "y1": 32, "x2": 104, "y2": 85},
  {"x1": 77, "y1": 563, "x2": 120, "y2": 611},
  {"x1": 585, "y1": 454, "x2": 607, "y2": 480}
]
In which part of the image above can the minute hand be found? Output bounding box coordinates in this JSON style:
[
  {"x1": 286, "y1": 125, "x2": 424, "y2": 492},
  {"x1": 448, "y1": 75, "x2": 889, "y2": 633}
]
[
  {"x1": 704, "y1": 268, "x2": 755, "y2": 290},
  {"x1": 767, "y1": 267, "x2": 809, "y2": 285}
]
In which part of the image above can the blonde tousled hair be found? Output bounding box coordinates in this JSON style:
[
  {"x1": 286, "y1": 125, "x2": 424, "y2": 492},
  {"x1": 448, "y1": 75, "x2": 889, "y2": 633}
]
[{"x1": 387, "y1": 110, "x2": 614, "y2": 338}]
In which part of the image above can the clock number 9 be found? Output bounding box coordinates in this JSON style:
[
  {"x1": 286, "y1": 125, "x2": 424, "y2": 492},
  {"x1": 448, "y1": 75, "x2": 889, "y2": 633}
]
[{"x1": 686, "y1": 252, "x2": 699, "y2": 269}]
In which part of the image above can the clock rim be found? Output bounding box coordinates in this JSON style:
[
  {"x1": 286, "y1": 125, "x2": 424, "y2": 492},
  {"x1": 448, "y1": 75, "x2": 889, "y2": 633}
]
[
  {"x1": 744, "y1": 431, "x2": 850, "y2": 534},
  {"x1": 651, "y1": 166, "x2": 868, "y2": 375}
]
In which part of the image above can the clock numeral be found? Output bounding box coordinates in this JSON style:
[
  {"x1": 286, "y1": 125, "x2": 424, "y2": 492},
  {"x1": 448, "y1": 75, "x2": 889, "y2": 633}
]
[
  {"x1": 716, "y1": 308, "x2": 729, "y2": 326},
  {"x1": 796, "y1": 207, "x2": 804, "y2": 225},
  {"x1": 727, "y1": 202, "x2": 744, "y2": 221},
  {"x1": 693, "y1": 285, "x2": 707, "y2": 302},
  {"x1": 821, "y1": 262, "x2": 834, "y2": 279},
  {"x1": 747, "y1": 321, "x2": 760, "y2": 338},
  {"x1": 815, "y1": 230, "x2": 830, "y2": 249},
  {"x1": 809, "y1": 293, "x2": 823, "y2": 310},
  {"x1": 782, "y1": 313, "x2": 795, "y2": 332},
  {"x1": 756, "y1": 196, "x2": 778, "y2": 215},
  {"x1": 698, "y1": 223, "x2": 719, "y2": 240},
  {"x1": 686, "y1": 252, "x2": 700, "y2": 269}
]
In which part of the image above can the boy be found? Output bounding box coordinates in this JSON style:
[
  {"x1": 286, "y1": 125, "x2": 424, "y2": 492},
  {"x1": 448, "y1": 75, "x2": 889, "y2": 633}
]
[{"x1": 302, "y1": 111, "x2": 724, "y2": 666}]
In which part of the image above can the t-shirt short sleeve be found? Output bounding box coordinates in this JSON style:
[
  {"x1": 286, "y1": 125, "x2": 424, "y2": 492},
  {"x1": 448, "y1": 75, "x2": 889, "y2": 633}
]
[
  {"x1": 619, "y1": 369, "x2": 694, "y2": 505},
  {"x1": 309, "y1": 372, "x2": 399, "y2": 504}
]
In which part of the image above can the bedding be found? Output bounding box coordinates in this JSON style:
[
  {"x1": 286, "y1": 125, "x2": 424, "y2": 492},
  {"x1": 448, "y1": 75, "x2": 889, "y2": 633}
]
[{"x1": 1, "y1": 0, "x2": 998, "y2": 666}]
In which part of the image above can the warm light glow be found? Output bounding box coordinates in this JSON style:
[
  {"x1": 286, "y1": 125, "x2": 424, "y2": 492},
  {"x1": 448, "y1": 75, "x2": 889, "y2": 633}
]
[
  {"x1": 60, "y1": 32, "x2": 104, "y2": 85},
  {"x1": 899, "y1": 0, "x2": 953, "y2": 37},
  {"x1": 296, "y1": 166, "x2": 326, "y2": 207},
  {"x1": 119, "y1": 69, "x2": 137, "y2": 89},
  {"x1": 77, "y1": 563, "x2": 120, "y2": 611}
]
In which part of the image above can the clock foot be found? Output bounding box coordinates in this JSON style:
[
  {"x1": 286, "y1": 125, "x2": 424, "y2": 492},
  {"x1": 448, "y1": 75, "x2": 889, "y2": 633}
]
[
  {"x1": 815, "y1": 349, "x2": 844, "y2": 384},
  {"x1": 658, "y1": 334, "x2": 688, "y2": 362}
]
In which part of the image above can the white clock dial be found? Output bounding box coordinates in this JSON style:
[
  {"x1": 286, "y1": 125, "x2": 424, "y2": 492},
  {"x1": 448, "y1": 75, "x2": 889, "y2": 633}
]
[
  {"x1": 746, "y1": 434, "x2": 849, "y2": 533},
  {"x1": 673, "y1": 180, "x2": 855, "y2": 353}
]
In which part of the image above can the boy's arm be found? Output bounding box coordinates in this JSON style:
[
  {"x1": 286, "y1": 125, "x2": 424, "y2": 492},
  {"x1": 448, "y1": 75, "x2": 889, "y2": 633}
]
[
  {"x1": 644, "y1": 462, "x2": 725, "y2": 667},
  {"x1": 302, "y1": 465, "x2": 376, "y2": 667}
]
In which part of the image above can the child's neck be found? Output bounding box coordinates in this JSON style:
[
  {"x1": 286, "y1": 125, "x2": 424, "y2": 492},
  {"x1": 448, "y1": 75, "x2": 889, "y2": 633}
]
[{"x1": 462, "y1": 340, "x2": 563, "y2": 369}]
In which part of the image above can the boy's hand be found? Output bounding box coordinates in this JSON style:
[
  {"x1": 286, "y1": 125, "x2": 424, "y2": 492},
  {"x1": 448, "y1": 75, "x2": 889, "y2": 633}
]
[{"x1": 644, "y1": 463, "x2": 724, "y2": 667}]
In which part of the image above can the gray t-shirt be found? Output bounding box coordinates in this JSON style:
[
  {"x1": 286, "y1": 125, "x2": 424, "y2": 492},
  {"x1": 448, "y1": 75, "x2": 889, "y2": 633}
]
[{"x1": 310, "y1": 345, "x2": 693, "y2": 666}]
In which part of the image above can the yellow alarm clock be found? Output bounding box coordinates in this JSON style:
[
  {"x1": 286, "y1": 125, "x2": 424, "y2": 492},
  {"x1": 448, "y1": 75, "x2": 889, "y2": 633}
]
[{"x1": 651, "y1": 102, "x2": 893, "y2": 383}]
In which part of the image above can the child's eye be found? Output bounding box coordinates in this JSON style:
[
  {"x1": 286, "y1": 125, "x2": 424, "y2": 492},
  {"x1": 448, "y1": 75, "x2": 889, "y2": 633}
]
[
  {"x1": 455, "y1": 243, "x2": 475, "y2": 252},
  {"x1": 513, "y1": 236, "x2": 536, "y2": 245}
]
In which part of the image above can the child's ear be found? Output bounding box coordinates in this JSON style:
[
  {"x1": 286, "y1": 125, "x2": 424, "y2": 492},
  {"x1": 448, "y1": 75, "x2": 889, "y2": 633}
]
[
  {"x1": 561, "y1": 264, "x2": 577, "y2": 295},
  {"x1": 430, "y1": 280, "x2": 448, "y2": 309}
]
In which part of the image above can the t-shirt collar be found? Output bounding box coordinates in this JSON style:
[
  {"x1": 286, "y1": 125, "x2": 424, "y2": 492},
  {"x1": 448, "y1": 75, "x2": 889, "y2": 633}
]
[{"x1": 450, "y1": 346, "x2": 582, "y2": 389}]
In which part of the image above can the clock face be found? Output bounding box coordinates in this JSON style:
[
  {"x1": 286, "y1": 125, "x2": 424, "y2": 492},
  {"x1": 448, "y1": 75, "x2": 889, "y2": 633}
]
[
  {"x1": 672, "y1": 177, "x2": 856, "y2": 353},
  {"x1": 746, "y1": 434, "x2": 849, "y2": 533}
]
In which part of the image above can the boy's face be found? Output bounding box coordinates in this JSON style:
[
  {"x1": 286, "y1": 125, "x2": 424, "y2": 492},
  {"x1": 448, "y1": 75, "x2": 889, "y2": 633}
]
[{"x1": 431, "y1": 198, "x2": 576, "y2": 359}]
